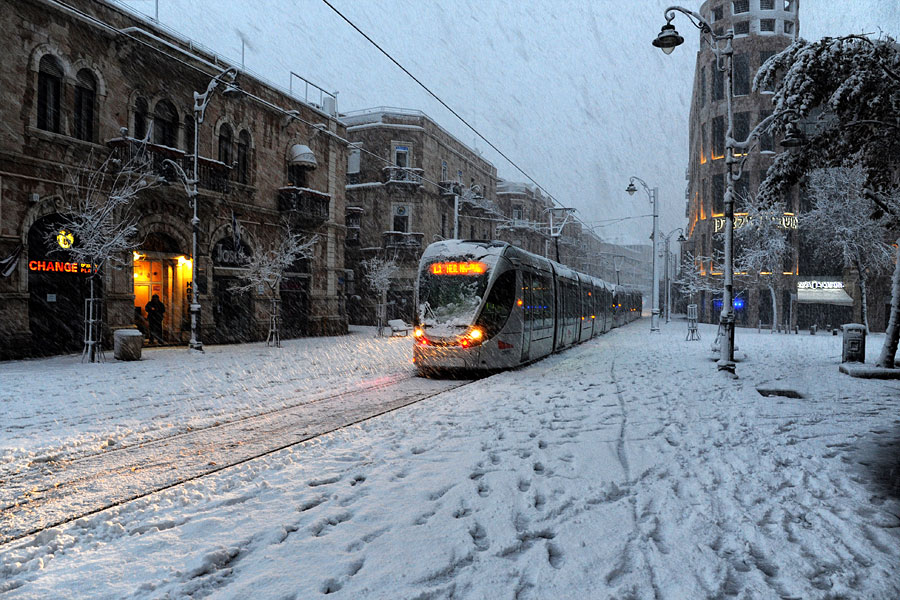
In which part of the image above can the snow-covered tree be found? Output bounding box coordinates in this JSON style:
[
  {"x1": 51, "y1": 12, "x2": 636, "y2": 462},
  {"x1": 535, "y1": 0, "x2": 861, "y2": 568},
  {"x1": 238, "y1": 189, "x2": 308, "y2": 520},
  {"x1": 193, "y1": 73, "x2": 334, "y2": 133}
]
[
  {"x1": 231, "y1": 225, "x2": 318, "y2": 347},
  {"x1": 733, "y1": 196, "x2": 791, "y2": 331},
  {"x1": 674, "y1": 251, "x2": 721, "y2": 304},
  {"x1": 361, "y1": 257, "x2": 398, "y2": 337},
  {"x1": 755, "y1": 33, "x2": 900, "y2": 367},
  {"x1": 49, "y1": 137, "x2": 158, "y2": 362},
  {"x1": 801, "y1": 166, "x2": 894, "y2": 332}
]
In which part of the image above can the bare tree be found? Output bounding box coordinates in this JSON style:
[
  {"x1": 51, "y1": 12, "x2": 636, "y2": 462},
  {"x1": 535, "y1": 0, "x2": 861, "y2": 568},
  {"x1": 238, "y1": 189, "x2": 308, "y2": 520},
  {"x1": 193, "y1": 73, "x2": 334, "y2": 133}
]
[
  {"x1": 801, "y1": 166, "x2": 894, "y2": 333},
  {"x1": 361, "y1": 257, "x2": 398, "y2": 337},
  {"x1": 733, "y1": 196, "x2": 791, "y2": 331},
  {"x1": 49, "y1": 136, "x2": 158, "y2": 362},
  {"x1": 674, "y1": 251, "x2": 721, "y2": 304},
  {"x1": 231, "y1": 225, "x2": 318, "y2": 347}
]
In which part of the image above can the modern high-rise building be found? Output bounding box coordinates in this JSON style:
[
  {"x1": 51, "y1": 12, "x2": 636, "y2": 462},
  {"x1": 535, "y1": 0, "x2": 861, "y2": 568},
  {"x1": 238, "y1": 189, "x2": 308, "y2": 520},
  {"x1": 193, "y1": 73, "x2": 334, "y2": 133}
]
[{"x1": 683, "y1": 0, "x2": 803, "y2": 328}]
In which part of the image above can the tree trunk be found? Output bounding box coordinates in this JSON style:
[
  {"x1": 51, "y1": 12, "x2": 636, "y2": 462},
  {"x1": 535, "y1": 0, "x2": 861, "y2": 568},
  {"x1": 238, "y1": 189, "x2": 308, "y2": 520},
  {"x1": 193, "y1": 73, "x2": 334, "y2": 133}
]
[
  {"x1": 83, "y1": 275, "x2": 100, "y2": 363},
  {"x1": 875, "y1": 240, "x2": 900, "y2": 368},
  {"x1": 858, "y1": 268, "x2": 870, "y2": 333},
  {"x1": 769, "y1": 284, "x2": 778, "y2": 333}
]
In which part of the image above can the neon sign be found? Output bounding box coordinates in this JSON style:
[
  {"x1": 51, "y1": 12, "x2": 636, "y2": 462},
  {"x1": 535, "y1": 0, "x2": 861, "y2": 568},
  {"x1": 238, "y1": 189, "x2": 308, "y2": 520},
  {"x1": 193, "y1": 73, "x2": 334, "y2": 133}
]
[
  {"x1": 29, "y1": 260, "x2": 96, "y2": 274},
  {"x1": 57, "y1": 230, "x2": 74, "y2": 249},
  {"x1": 714, "y1": 213, "x2": 798, "y2": 233},
  {"x1": 429, "y1": 261, "x2": 487, "y2": 275},
  {"x1": 798, "y1": 280, "x2": 843, "y2": 289}
]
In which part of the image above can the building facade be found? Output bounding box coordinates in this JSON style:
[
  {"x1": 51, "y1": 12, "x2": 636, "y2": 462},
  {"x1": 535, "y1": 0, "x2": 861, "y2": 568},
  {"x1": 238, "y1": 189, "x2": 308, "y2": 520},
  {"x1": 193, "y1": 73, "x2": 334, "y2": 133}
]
[
  {"x1": 0, "y1": 0, "x2": 348, "y2": 359},
  {"x1": 684, "y1": 0, "x2": 801, "y2": 328}
]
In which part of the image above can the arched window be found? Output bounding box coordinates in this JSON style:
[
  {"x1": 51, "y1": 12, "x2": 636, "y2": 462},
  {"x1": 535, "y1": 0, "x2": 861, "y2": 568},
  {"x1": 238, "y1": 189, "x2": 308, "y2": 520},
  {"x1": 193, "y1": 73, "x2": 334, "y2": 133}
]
[
  {"x1": 218, "y1": 123, "x2": 233, "y2": 166},
  {"x1": 37, "y1": 55, "x2": 63, "y2": 133},
  {"x1": 236, "y1": 129, "x2": 251, "y2": 184},
  {"x1": 183, "y1": 113, "x2": 195, "y2": 153},
  {"x1": 73, "y1": 69, "x2": 96, "y2": 142},
  {"x1": 153, "y1": 100, "x2": 178, "y2": 147},
  {"x1": 134, "y1": 97, "x2": 149, "y2": 140}
]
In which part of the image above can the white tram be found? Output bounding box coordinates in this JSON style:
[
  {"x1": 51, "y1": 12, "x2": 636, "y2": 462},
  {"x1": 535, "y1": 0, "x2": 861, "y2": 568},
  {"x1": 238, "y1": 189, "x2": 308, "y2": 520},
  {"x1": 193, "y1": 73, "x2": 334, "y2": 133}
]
[{"x1": 412, "y1": 240, "x2": 641, "y2": 374}]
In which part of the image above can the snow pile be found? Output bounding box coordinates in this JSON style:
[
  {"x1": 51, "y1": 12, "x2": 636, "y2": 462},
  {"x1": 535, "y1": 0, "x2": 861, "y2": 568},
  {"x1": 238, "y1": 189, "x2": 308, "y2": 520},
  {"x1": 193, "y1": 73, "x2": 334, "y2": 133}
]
[{"x1": 1, "y1": 321, "x2": 899, "y2": 598}]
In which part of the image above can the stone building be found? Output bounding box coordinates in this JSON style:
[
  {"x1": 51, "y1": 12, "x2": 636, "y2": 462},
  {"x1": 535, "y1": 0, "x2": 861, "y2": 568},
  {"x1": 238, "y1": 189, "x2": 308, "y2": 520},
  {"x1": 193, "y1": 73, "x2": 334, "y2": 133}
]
[
  {"x1": 0, "y1": 0, "x2": 348, "y2": 359},
  {"x1": 684, "y1": 0, "x2": 802, "y2": 328},
  {"x1": 494, "y1": 180, "x2": 552, "y2": 257},
  {"x1": 342, "y1": 107, "x2": 501, "y2": 324}
]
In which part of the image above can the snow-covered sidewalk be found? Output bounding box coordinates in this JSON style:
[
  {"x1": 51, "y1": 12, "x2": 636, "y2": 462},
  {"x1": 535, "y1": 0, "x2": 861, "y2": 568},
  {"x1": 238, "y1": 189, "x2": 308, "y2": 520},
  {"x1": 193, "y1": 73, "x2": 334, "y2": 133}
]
[{"x1": 1, "y1": 320, "x2": 899, "y2": 599}]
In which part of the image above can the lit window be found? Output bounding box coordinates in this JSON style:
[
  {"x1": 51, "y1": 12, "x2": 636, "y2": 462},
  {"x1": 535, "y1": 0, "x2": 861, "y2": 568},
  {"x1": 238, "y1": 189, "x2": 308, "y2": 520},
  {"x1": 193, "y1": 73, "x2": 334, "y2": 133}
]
[
  {"x1": 760, "y1": 19, "x2": 775, "y2": 32},
  {"x1": 732, "y1": 0, "x2": 749, "y2": 14}
]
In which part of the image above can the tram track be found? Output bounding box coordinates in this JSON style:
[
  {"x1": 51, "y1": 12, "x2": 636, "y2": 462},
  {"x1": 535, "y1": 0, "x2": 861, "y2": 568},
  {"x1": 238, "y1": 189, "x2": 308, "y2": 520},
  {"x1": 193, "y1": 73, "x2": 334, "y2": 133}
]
[{"x1": 0, "y1": 374, "x2": 474, "y2": 547}]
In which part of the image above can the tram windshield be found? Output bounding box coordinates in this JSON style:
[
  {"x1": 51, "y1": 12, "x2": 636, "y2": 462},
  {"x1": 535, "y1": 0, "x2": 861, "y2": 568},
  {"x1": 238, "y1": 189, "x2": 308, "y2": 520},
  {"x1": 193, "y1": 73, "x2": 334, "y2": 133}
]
[{"x1": 418, "y1": 260, "x2": 490, "y2": 335}]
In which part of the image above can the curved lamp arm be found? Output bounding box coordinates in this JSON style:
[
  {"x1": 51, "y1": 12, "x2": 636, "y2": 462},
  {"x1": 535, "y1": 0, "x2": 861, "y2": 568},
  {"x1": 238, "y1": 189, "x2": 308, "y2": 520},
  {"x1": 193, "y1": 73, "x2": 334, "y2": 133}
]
[
  {"x1": 193, "y1": 67, "x2": 239, "y2": 125},
  {"x1": 160, "y1": 158, "x2": 198, "y2": 200}
]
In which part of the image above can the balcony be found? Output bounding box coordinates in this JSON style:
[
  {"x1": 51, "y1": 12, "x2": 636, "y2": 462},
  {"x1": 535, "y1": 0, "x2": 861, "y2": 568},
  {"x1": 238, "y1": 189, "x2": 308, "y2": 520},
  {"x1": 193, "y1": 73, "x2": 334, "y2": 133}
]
[
  {"x1": 383, "y1": 166, "x2": 423, "y2": 187},
  {"x1": 382, "y1": 231, "x2": 424, "y2": 250},
  {"x1": 346, "y1": 226, "x2": 361, "y2": 245},
  {"x1": 278, "y1": 186, "x2": 331, "y2": 225},
  {"x1": 106, "y1": 137, "x2": 231, "y2": 193}
]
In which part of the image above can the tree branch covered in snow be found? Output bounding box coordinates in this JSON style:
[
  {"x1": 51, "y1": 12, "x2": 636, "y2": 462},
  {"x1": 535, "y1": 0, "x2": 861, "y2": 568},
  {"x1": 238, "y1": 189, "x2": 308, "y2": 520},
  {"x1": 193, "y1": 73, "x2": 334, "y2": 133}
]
[
  {"x1": 753, "y1": 34, "x2": 900, "y2": 207},
  {"x1": 801, "y1": 166, "x2": 894, "y2": 332},
  {"x1": 231, "y1": 226, "x2": 318, "y2": 296},
  {"x1": 361, "y1": 257, "x2": 399, "y2": 336}
]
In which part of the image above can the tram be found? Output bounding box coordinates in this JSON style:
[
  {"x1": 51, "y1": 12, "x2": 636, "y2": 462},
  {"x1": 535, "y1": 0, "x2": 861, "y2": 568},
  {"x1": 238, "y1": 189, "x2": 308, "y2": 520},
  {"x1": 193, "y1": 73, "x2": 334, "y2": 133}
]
[{"x1": 412, "y1": 240, "x2": 641, "y2": 374}]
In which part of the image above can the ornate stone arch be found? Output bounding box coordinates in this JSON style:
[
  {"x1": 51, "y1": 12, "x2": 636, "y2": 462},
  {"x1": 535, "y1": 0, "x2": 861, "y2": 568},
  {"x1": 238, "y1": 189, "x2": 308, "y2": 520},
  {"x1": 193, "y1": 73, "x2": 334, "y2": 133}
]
[
  {"x1": 27, "y1": 43, "x2": 74, "y2": 79},
  {"x1": 208, "y1": 221, "x2": 258, "y2": 258},
  {"x1": 135, "y1": 214, "x2": 192, "y2": 255},
  {"x1": 70, "y1": 58, "x2": 108, "y2": 98}
]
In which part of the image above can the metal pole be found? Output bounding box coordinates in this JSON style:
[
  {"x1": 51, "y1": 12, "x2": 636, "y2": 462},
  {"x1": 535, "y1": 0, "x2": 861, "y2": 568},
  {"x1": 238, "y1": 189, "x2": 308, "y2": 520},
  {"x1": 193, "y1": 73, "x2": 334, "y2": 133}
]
[
  {"x1": 189, "y1": 111, "x2": 203, "y2": 351},
  {"x1": 453, "y1": 194, "x2": 459, "y2": 238},
  {"x1": 665, "y1": 235, "x2": 671, "y2": 323},
  {"x1": 650, "y1": 187, "x2": 660, "y2": 332},
  {"x1": 720, "y1": 41, "x2": 736, "y2": 373}
]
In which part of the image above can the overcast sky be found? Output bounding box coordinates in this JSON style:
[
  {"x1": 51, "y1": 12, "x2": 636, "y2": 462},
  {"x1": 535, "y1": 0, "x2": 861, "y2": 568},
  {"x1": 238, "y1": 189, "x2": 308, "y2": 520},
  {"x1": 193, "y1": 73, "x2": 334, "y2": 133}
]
[{"x1": 117, "y1": 0, "x2": 898, "y2": 244}]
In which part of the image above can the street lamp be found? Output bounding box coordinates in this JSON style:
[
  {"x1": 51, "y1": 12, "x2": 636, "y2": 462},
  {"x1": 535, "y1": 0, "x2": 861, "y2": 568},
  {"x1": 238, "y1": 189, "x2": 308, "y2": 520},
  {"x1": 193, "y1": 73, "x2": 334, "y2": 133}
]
[
  {"x1": 162, "y1": 66, "x2": 239, "y2": 352},
  {"x1": 660, "y1": 228, "x2": 687, "y2": 323},
  {"x1": 626, "y1": 177, "x2": 660, "y2": 332},
  {"x1": 654, "y1": 7, "x2": 803, "y2": 372}
]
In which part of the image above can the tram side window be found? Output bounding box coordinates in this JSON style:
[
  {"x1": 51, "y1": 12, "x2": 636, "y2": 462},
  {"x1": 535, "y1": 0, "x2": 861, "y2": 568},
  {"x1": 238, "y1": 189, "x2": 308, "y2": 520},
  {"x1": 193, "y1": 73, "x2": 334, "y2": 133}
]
[
  {"x1": 522, "y1": 272, "x2": 533, "y2": 325},
  {"x1": 477, "y1": 270, "x2": 516, "y2": 337}
]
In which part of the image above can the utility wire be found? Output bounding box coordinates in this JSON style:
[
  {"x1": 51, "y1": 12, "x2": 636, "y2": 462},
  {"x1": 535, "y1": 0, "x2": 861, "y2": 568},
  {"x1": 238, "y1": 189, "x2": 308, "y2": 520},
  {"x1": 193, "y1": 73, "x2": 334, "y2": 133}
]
[{"x1": 320, "y1": 0, "x2": 570, "y2": 212}]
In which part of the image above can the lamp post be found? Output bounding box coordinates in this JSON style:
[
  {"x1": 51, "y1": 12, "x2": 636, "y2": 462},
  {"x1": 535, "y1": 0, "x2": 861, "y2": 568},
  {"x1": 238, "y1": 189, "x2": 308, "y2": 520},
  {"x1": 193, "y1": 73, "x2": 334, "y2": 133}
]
[
  {"x1": 660, "y1": 228, "x2": 687, "y2": 323},
  {"x1": 626, "y1": 177, "x2": 660, "y2": 332},
  {"x1": 653, "y1": 7, "x2": 803, "y2": 371},
  {"x1": 163, "y1": 66, "x2": 239, "y2": 352}
]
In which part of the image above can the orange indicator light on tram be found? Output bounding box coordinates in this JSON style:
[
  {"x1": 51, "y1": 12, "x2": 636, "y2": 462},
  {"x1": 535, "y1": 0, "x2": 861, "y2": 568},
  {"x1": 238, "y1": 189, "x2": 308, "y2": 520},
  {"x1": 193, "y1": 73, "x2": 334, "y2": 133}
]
[{"x1": 429, "y1": 261, "x2": 487, "y2": 276}]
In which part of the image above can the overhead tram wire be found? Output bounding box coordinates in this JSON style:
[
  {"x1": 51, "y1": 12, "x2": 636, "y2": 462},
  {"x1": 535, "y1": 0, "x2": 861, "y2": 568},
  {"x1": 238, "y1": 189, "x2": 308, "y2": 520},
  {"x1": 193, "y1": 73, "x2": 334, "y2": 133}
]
[{"x1": 319, "y1": 0, "x2": 572, "y2": 211}]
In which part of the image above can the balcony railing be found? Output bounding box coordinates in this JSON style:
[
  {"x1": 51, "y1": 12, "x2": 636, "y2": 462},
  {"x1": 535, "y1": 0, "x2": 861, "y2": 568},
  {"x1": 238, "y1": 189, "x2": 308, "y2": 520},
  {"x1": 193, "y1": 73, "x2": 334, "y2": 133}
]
[
  {"x1": 106, "y1": 137, "x2": 231, "y2": 193},
  {"x1": 382, "y1": 231, "x2": 424, "y2": 250},
  {"x1": 383, "y1": 166, "x2": 423, "y2": 185},
  {"x1": 278, "y1": 186, "x2": 331, "y2": 225},
  {"x1": 346, "y1": 226, "x2": 361, "y2": 245},
  {"x1": 439, "y1": 180, "x2": 460, "y2": 196}
]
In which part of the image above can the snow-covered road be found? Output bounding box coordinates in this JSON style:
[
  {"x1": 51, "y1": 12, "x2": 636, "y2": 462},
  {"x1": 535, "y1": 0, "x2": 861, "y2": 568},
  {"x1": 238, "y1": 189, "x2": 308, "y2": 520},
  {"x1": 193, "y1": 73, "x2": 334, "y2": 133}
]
[{"x1": 1, "y1": 321, "x2": 899, "y2": 599}]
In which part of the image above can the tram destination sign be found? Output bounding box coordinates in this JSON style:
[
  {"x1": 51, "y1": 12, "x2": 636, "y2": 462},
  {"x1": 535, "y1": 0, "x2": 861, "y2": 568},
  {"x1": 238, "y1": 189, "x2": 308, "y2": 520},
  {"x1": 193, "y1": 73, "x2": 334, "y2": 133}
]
[{"x1": 429, "y1": 261, "x2": 487, "y2": 276}]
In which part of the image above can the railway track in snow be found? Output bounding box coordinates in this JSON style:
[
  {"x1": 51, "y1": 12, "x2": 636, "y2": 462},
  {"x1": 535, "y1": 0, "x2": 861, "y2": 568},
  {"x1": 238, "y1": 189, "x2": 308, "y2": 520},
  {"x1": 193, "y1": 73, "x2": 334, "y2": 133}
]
[{"x1": 0, "y1": 374, "x2": 475, "y2": 547}]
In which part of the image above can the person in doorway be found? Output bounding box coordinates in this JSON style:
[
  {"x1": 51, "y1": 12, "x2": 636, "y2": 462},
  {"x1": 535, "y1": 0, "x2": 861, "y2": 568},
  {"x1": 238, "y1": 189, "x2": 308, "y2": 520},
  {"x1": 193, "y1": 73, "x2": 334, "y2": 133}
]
[{"x1": 145, "y1": 294, "x2": 165, "y2": 345}]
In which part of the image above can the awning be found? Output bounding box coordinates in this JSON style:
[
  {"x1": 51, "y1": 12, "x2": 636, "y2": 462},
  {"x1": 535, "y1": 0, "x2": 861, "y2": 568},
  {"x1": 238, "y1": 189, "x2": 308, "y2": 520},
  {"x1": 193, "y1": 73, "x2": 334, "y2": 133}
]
[
  {"x1": 287, "y1": 144, "x2": 317, "y2": 168},
  {"x1": 796, "y1": 287, "x2": 854, "y2": 306}
]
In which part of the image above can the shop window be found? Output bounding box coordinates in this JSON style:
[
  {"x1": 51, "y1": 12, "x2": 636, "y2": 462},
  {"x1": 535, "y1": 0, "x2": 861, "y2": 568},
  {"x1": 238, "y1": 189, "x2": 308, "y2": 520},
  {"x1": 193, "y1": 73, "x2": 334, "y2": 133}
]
[
  {"x1": 37, "y1": 55, "x2": 63, "y2": 133},
  {"x1": 218, "y1": 123, "x2": 233, "y2": 166},
  {"x1": 732, "y1": 0, "x2": 749, "y2": 14},
  {"x1": 153, "y1": 100, "x2": 178, "y2": 148},
  {"x1": 734, "y1": 21, "x2": 750, "y2": 35},
  {"x1": 134, "y1": 97, "x2": 149, "y2": 140},
  {"x1": 760, "y1": 19, "x2": 776, "y2": 32},
  {"x1": 733, "y1": 53, "x2": 750, "y2": 96},
  {"x1": 73, "y1": 69, "x2": 96, "y2": 142},
  {"x1": 236, "y1": 129, "x2": 251, "y2": 184}
]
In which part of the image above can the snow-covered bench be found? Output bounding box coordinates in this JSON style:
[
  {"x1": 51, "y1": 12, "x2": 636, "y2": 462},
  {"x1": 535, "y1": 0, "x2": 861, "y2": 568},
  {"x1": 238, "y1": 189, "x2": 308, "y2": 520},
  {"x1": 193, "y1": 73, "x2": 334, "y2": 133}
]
[{"x1": 388, "y1": 319, "x2": 412, "y2": 337}]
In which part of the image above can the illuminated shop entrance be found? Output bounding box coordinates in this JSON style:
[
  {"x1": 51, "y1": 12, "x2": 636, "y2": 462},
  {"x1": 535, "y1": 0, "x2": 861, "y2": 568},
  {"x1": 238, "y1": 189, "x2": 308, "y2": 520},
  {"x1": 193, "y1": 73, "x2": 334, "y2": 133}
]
[
  {"x1": 27, "y1": 215, "x2": 90, "y2": 355},
  {"x1": 133, "y1": 233, "x2": 191, "y2": 344}
]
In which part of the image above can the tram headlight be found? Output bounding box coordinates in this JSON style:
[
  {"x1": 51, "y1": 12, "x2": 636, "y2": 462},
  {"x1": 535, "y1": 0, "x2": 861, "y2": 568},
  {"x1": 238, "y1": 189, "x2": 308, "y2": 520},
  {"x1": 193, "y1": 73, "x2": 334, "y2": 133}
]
[
  {"x1": 414, "y1": 328, "x2": 424, "y2": 338},
  {"x1": 468, "y1": 327, "x2": 483, "y2": 341}
]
